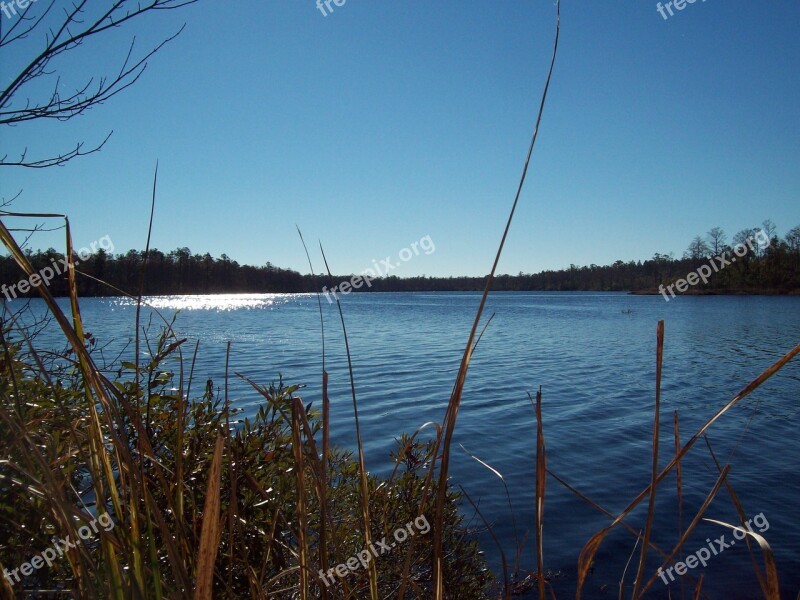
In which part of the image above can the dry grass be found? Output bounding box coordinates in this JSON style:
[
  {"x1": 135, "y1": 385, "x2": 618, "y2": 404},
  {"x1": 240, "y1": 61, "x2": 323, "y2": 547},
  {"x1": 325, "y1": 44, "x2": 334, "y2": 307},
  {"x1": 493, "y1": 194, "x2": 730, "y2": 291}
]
[{"x1": 2, "y1": 1, "x2": 797, "y2": 597}]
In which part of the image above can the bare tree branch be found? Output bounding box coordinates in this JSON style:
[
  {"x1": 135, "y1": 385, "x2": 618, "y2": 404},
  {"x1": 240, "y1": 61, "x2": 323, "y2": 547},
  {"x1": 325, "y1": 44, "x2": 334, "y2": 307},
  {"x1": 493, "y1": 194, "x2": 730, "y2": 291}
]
[
  {"x1": 0, "y1": 0, "x2": 198, "y2": 168},
  {"x1": 1, "y1": 190, "x2": 24, "y2": 209},
  {"x1": 1, "y1": 131, "x2": 113, "y2": 168},
  {"x1": 0, "y1": 0, "x2": 57, "y2": 47}
]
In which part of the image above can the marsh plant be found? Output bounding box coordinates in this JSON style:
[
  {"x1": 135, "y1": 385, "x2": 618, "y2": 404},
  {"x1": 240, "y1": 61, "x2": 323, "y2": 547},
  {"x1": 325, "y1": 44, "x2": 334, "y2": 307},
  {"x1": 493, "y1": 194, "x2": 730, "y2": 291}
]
[
  {"x1": 1, "y1": 1, "x2": 796, "y2": 597},
  {"x1": 0, "y1": 277, "x2": 491, "y2": 598}
]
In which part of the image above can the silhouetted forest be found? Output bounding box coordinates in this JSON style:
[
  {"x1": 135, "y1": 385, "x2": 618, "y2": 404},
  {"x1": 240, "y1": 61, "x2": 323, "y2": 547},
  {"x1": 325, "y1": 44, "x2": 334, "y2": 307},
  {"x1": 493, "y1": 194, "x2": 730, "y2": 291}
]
[{"x1": 2, "y1": 224, "x2": 799, "y2": 298}]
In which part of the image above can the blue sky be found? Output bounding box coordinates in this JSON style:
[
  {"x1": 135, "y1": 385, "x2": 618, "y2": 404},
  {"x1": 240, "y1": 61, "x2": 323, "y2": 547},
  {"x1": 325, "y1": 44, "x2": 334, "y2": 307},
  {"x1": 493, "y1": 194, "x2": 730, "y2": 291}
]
[{"x1": 1, "y1": 0, "x2": 799, "y2": 276}]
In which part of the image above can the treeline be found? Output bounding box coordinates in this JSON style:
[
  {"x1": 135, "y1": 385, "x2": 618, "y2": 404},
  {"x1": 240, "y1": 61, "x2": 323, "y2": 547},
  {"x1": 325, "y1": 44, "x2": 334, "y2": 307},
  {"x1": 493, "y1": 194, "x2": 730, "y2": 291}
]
[
  {"x1": 0, "y1": 247, "x2": 306, "y2": 298},
  {"x1": 2, "y1": 223, "x2": 799, "y2": 298}
]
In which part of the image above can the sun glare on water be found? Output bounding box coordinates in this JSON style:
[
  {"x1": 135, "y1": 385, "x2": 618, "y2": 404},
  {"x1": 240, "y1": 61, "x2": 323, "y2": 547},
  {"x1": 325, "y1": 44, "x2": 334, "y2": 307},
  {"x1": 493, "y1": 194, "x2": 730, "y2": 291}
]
[{"x1": 114, "y1": 293, "x2": 302, "y2": 312}]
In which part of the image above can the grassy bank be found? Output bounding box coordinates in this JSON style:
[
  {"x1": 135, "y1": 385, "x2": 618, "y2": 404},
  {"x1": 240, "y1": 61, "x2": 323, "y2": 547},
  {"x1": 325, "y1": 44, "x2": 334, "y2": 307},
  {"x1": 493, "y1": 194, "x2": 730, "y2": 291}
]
[
  {"x1": 3, "y1": 3, "x2": 798, "y2": 593},
  {"x1": 0, "y1": 309, "x2": 491, "y2": 598},
  {"x1": 2, "y1": 224, "x2": 798, "y2": 599}
]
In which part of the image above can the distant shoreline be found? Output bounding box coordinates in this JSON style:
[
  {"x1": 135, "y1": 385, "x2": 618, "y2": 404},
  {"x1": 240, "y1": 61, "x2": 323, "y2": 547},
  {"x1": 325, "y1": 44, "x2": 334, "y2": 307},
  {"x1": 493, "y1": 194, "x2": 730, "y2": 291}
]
[
  {"x1": 630, "y1": 288, "x2": 800, "y2": 297},
  {"x1": 4, "y1": 244, "x2": 799, "y2": 299},
  {"x1": 23, "y1": 287, "x2": 800, "y2": 299}
]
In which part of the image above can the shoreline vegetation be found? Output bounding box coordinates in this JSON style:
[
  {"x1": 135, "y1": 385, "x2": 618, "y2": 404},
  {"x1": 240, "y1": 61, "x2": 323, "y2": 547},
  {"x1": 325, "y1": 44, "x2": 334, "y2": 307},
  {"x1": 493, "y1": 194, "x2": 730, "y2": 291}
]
[
  {"x1": 2, "y1": 1, "x2": 798, "y2": 595},
  {"x1": 2, "y1": 221, "x2": 797, "y2": 599},
  {"x1": 2, "y1": 225, "x2": 799, "y2": 299}
]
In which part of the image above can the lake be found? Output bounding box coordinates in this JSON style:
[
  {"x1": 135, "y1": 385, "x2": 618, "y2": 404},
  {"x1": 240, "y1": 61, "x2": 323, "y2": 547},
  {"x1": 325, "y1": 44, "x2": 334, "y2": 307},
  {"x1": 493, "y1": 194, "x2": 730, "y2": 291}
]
[{"x1": 14, "y1": 292, "x2": 800, "y2": 598}]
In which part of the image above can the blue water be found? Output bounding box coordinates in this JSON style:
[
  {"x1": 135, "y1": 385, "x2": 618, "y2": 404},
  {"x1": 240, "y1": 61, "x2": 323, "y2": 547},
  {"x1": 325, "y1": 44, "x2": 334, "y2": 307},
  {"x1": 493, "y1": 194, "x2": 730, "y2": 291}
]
[{"x1": 11, "y1": 292, "x2": 800, "y2": 598}]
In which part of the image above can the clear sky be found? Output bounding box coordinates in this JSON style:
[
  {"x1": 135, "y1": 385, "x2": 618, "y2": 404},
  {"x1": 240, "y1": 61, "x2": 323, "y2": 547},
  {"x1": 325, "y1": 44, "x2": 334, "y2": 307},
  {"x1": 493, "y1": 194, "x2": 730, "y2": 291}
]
[{"x1": 2, "y1": 0, "x2": 799, "y2": 277}]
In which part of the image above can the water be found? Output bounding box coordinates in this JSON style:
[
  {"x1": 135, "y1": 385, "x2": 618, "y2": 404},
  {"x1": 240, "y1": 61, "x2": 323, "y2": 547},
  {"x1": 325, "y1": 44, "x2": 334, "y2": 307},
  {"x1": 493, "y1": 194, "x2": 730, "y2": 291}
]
[{"x1": 9, "y1": 292, "x2": 800, "y2": 598}]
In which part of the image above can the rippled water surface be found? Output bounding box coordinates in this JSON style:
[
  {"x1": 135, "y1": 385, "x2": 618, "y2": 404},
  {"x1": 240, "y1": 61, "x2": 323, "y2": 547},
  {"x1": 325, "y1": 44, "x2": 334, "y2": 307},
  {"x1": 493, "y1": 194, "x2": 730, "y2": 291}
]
[{"x1": 17, "y1": 292, "x2": 800, "y2": 598}]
